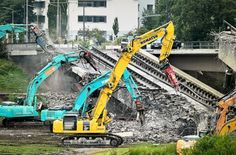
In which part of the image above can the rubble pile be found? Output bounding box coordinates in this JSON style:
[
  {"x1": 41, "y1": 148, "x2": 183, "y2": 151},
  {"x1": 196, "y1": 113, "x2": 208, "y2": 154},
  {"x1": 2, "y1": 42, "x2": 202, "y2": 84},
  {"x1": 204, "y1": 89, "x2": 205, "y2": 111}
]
[
  {"x1": 41, "y1": 88, "x2": 210, "y2": 144},
  {"x1": 109, "y1": 88, "x2": 210, "y2": 143},
  {"x1": 41, "y1": 92, "x2": 77, "y2": 107}
]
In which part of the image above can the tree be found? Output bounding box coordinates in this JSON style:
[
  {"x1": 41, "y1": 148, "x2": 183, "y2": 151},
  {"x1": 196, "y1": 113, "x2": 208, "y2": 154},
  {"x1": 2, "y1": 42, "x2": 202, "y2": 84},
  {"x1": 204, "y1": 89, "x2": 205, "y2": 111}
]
[
  {"x1": 112, "y1": 17, "x2": 119, "y2": 37},
  {"x1": 48, "y1": 0, "x2": 68, "y2": 40},
  {"x1": 141, "y1": 9, "x2": 160, "y2": 31},
  {"x1": 155, "y1": 0, "x2": 236, "y2": 41},
  {"x1": 0, "y1": 0, "x2": 35, "y2": 24},
  {"x1": 76, "y1": 28, "x2": 106, "y2": 46}
]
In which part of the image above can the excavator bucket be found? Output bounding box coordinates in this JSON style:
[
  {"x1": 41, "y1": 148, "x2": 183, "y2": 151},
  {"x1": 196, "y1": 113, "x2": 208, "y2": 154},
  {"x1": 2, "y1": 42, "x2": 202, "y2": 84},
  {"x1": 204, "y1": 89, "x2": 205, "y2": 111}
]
[
  {"x1": 160, "y1": 59, "x2": 179, "y2": 91},
  {"x1": 163, "y1": 65, "x2": 179, "y2": 91}
]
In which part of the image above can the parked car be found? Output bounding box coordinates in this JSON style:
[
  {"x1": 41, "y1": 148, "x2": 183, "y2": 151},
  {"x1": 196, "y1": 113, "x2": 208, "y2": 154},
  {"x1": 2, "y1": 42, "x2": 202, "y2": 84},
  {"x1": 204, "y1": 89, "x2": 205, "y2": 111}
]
[{"x1": 151, "y1": 40, "x2": 182, "y2": 49}]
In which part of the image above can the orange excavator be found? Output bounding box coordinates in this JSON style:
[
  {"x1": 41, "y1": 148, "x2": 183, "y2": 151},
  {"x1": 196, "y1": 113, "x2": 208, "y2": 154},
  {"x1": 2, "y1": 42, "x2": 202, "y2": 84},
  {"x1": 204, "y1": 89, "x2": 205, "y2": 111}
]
[{"x1": 177, "y1": 88, "x2": 236, "y2": 154}]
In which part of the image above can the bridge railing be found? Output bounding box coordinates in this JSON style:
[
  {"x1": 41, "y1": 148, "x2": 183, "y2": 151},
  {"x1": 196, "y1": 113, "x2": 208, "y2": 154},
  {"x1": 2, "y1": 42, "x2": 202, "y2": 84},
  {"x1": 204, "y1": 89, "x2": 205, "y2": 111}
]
[
  {"x1": 6, "y1": 43, "x2": 38, "y2": 51},
  {"x1": 6, "y1": 43, "x2": 77, "y2": 51},
  {"x1": 182, "y1": 41, "x2": 219, "y2": 49}
]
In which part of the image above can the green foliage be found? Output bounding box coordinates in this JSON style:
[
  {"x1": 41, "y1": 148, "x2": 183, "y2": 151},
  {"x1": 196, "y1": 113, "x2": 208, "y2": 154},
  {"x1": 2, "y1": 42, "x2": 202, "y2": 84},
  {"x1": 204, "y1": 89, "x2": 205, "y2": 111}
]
[
  {"x1": 152, "y1": 0, "x2": 236, "y2": 41},
  {"x1": 6, "y1": 94, "x2": 18, "y2": 101},
  {"x1": 0, "y1": 143, "x2": 62, "y2": 154},
  {"x1": 113, "y1": 36, "x2": 122, "y2": 45},
  {"x1": 0, "y1": 0, "x2": 35, "y2": 24},
  {"x1": 48, "y1": 0, "x2": 68, "y2": 40},
  {"x1": 128, "y1": 143, "x2": 176, "y2": 155},
  {"x1": 0, "y1": 59, "x2": 29, "y2": 92},
  {"x1": 141, "y1": 9, "x2": 160, "y2": 31},
  {"x1": 112, "y1": 17, "x2": 119, "y2": 37},
  {"x1": 76, "y1": 39, "x2": 90, "y2": 49},
  {"x1": 136, "y1": 26, "x2": 149, "y2": 36},
  {"x1": 90, "y1": 28, "x2": 106, "y2": 45},
  {"x1": 184, "y1": 135, "x2": 236, "y2": 155},
  {"x1": 76, "y1": 28, "x2": 106, "y2": 46},
  {"x1": 95, "y1": 143, "x2": 176, "y2": 155}
]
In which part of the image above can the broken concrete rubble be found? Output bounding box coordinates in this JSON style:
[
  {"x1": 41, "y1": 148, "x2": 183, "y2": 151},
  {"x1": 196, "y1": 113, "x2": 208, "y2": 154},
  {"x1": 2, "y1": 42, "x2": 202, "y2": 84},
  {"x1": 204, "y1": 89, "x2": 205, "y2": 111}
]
[
  {"x1": 41, "y1": 87, "x2": 210, "y2": 144},
  {"x1": 108, "y1": 88, "x2": 210, "y2": 143}
]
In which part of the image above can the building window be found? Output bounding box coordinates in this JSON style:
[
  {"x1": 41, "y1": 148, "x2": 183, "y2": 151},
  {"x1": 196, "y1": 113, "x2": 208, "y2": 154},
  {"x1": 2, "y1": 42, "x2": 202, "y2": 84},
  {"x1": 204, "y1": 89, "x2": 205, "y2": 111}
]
[
  {"x1": 147, "y1": 4, "x2": 153, "y2": 12},
  {"x1": 78, "y1": 0, "x2": 106, "y2": 7},
  {"x1": 78, "y1": 16, "x2": 107, "y2": 23},
  {"x1": 33, "y1": 1, "x2": 45, "y2": 8}
]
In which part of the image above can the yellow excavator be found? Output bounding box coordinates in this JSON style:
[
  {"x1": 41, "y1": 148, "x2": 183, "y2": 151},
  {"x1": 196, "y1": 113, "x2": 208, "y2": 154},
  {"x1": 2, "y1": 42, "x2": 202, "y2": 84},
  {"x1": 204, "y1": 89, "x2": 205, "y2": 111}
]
[
  {"x1": 176, "y1": 88, "x2": 236, "y2": 154},
  {"x1": 53, "y1": 21, "x2": 177, "y2": 146}
]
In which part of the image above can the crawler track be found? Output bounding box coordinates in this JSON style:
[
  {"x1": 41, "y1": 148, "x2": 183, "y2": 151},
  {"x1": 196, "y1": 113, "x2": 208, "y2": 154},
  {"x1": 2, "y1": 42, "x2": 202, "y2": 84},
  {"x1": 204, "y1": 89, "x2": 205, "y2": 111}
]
[{"x1": 61, "y1": 133, "x2": 123, "y2": 147}]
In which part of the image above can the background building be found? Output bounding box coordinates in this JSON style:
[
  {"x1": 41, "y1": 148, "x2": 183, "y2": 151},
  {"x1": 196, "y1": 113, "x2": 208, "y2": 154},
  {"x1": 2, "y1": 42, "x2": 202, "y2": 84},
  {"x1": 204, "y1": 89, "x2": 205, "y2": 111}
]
[
  {"x1": 138, "y1": 0, "x2": 155, "y2": 28},
  {"x1": 33, "y1": 0, "x2": 49, "y2": 31},
  {"x1": 67, "y1": 0, "x2": 155, "y2": 41}
]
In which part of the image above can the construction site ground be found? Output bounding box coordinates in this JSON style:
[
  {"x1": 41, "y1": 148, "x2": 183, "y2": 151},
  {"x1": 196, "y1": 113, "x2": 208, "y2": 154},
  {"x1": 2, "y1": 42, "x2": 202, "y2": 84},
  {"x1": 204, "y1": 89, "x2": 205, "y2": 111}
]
[
  {"x1": 0, "y1": 125, "x2": 119, "y2": 155},
  {"x1": 0, "y1": 124, "x2": 175, "y2": 155}
]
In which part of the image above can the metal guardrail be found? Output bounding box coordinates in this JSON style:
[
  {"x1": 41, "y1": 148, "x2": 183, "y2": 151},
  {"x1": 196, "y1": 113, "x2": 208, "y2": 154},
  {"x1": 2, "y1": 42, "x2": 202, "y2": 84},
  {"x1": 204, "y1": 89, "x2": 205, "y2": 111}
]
[
  {"x1": 182, "y1": 41, "x2": 219, "y2": 49},
  {"x1": 6, "y1": 43, "x2": 38, "y2": 51},
  {"x1": 6, "y1": 43, "x2": 76, "y2": 51},
  {"x1": 6, "y1": 41, "x2": 219, "y2": 53}
]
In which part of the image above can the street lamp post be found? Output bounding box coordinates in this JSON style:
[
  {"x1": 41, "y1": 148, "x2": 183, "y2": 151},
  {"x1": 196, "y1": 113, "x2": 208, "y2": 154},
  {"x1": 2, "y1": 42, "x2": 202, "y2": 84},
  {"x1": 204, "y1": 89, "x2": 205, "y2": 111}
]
[
  {"x1": 26, "y1": 0, "x2": 29, "y2": 42},
  {"x1": 57, "y1": 0, "x2": 60, "y2": 39},
  {"x1": 83, "y1": 2, "x2": 85, "y2": 42}
]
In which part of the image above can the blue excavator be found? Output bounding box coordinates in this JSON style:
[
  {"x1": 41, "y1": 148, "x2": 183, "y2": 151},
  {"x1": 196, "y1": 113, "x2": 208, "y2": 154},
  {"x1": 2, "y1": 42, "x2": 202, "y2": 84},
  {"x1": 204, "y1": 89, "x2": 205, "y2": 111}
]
[
  {"x1": 0, "y1": 51, "x2": 97, "y2": 126},
  {"x1": 0, "y1": 24, "x2": 25, "y2": 40},
  {"x1": 40, "y1": 68, "x2": 141, "y2": 122},
  {"x1": 0, "y1": 25, "x2": 142, "y2": 127}
]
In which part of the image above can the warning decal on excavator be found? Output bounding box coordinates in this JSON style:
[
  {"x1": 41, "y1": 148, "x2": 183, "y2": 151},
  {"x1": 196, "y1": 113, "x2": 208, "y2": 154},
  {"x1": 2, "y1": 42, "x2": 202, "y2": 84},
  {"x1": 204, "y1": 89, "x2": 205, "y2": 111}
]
[{"x1": 45, "y1": 66, "x2": 56, "y2": 76}]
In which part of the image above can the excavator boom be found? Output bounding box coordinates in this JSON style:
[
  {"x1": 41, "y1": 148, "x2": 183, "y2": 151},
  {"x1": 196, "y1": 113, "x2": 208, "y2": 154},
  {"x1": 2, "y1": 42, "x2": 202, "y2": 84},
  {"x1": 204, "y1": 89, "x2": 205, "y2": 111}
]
[{"x1": 92, "y1": 21, "x2": 175, "y2": 123}]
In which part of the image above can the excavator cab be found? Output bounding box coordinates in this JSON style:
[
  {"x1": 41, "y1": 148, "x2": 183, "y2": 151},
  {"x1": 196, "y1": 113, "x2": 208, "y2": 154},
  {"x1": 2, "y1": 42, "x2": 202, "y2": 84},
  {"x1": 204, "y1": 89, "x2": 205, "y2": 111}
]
[{"x1": 15, "y1": 97, "x2": 24, "y2": 105}]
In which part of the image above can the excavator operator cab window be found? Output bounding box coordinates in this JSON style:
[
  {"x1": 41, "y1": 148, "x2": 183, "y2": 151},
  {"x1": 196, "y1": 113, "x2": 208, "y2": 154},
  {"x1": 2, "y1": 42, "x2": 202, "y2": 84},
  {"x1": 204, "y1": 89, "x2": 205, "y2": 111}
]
[
  {"x1": 15, "y1": 97, "x2": 24, "y2": 105},
  {"x1": 63, "y1": 113, "x2": 78, "y2": 130}
]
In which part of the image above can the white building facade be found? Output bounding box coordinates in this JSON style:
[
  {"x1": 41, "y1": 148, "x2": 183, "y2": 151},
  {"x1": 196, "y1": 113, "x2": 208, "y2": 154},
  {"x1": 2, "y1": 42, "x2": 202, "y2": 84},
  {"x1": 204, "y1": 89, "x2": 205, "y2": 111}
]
[
  {"x1": 138, "y1": 0, "x2": 155, "y2": 28},
  {"x1": 67, "y1": 0, "x2": 155, "y2": 41},
  {"x1": 33, "y1": 0, "x2": 50, "y2": 31}
]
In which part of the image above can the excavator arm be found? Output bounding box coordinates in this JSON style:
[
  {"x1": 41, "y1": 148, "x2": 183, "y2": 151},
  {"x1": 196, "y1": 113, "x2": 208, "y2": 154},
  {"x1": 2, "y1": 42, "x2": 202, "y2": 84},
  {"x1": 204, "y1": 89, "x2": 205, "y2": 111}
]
[
  {"x1": 25, "y1": 26, "x2": 98, "y2": 107},
  {"x1": 23, "y1": 51, "x2": 95, "y2": 108},
  {"x1": 91, "y1": 21, "x2": 175, "y2": 124},
  {"x1": 0, "y1": 24, "x2": 25, "y2": 39}
]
